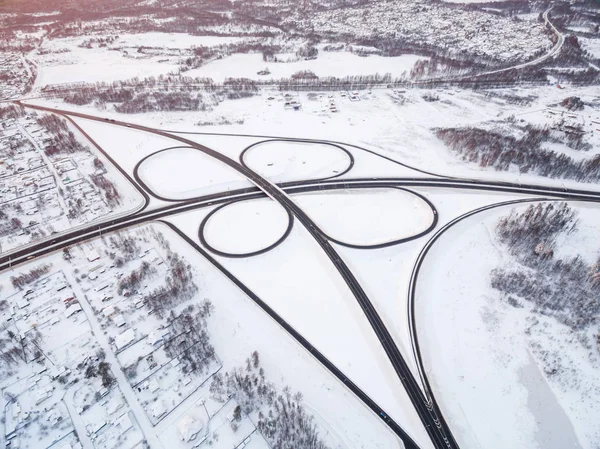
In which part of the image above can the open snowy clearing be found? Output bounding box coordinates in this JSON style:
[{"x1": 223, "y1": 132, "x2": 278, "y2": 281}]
[
  {"x1": 202, "y1": 199, "x2": 290, "y2": 255},
  {"x1": 292, "y1": 188, "x2": 434, "y2": 246},
  {"x1": 113, "y1": 32, "x2": 245, "y2": 49},
  {"x1": 579, "y1": 37, "x2": 600, "y2": 59},
  {"x1": 243, "y1": 140, "x2": 351, "y2": 182},
  {"x1": 186, "y1": 52, "x2": 426, "y2": 82},
  {"x1": 32, "y1": 33, "x2": 244, "y2": 89},
  {"x1": 155, "y1": 222, "x2": 402, "y2": 449},
  {"x1": 170, "y1": 210, "x2": 434, "y2": 449},
  {"x1": 33, "y1": 47, "x2": 180, "y2": 88},
  {"x1": 415, "y1": 200, "x2": 600, "y2": 449},
  {"x1": 137, "y1": 146, "x2": 251, "y2": 199}
]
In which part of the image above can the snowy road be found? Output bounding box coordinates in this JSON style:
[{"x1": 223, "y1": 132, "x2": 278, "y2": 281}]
[{"x1": 65, "y1": 269, "x2": 162, "y2": 448}]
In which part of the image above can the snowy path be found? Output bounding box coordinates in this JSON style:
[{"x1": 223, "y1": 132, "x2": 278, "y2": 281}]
[
  {"x1": 17, "y1": 122, "x2": 70, "y2": 216},
  {"x1": 64, "y1": 270, "x2": 162, "y2": 449},
  {"x1": 63, "y1": 387, "x2": 95, "y2": 449}
]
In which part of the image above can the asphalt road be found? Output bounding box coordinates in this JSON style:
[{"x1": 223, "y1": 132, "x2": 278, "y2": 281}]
[{"x1": 8, "y1": 103, "x2": 600, "y2": 449}]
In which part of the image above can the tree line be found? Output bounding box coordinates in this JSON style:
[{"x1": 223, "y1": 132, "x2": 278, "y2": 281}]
[
  {"x1": 210, "y1": 351, "x2": 330, "y2": 449},
  {"x1": 492, "y1": 202, "x2": 600, "y2": 331},
  {"x1": 436, "y1": 122, "x2": 598, "y2": 182}
]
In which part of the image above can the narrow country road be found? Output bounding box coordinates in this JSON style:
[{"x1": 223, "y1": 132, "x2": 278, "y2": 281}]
[
  {"x1": 64, "y1": 269, "x2": 162, "y2": 448},
  {"x1": 63, "y1": 387, "x2": 95, "y2": 449}
]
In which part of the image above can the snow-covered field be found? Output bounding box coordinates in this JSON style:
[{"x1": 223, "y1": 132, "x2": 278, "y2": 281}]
[
  {"x1": 202, "y1": 199, "x2": 289, "y2": 254},
  {"x1": 34, "y1": 47, "x2": 180, "y2": 87},
  {"x1": 32, "y1": 33, "x2": 247, "y2": 88},
  {"x1": 137, "y1": 146, "x2": 251, "y2": 199},
  {"x1": 579, "y1": 37, "x2": 600, "y2": 59},
  {"x1": 293, "y1": 188, "x2": 434, "y2": 246},
  {"x1": 243, "y1": 140, "x2": 352, "y2": 182},
  {"x1": 186, "y1": 52, "x2": 426, "y2": 81},
  {"x1": 415, "y1": 200, "x2": 600, "y2": 449},
  {"x1": 328, "y1": 187, "x2": 531, "y2": 384},
  {"x1": 114, "y1": 33, "x2": 245, "y2": 49},
  {"x1": 34, "y1": 83, "x2": 600, "y2": 193}
]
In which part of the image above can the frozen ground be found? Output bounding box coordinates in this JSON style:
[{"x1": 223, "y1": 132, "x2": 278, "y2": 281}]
[
  {"x1": 137, "y1": 146, "x2": 251, "y2": 199},
  {"x1": 292, "y1": 188, "x2": 434, "y2": 246},
  {"x1": 113, "y1": 33, "x2": 245, "y2": 49},
  {"x1": 202, "y1": 198, "x2": 289, "y2": 254},
  {"x1": 243, "y1": 139, "x2": 352, "y2": 182},
  {"x1": 415, "y1": 200, "x2": 600, "y2": 449},
  {"x1": 186, "y1": 52, "x2": 426, "y2": 82},
  {"x1": 34, "y1": 46, "x2": 179, "y2": 88},
  {"x1": 153, "y1": 221, "x2": 406, "y2": 449},
  {"x1": 579, "y1": 37, "x2": 600, "y2": 59},
  {"x1": 31, "y1": 33, "x2": 245, "y2": 89}
]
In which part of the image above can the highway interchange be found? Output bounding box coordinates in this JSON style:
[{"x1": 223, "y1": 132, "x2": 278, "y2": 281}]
[{"x1": 2, "y1": 99, "x2": 600, "y2": 449}]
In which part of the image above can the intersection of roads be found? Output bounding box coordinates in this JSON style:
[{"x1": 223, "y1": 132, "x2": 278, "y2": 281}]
[{"x1": 2, "y1": 99, "x2": 599, "y2": 449}]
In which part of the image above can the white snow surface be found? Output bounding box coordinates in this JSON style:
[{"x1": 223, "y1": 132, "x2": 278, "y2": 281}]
[
  {"x1": 114, "y1": 33, "x2": 245, "y2": 49},
  {"x1": 243, "y1": 140, "x2": 351, "y2": 182},
  {"x1": 29, "y1": 84, "x2": 600, "y2": 193},
  {"x1": 186, "y1": 52, "x2": 426, "y2": 82},
  {"x1": 32, "y1": 33, "x2": 244, "y2": 88},
  {"x1": 34, "y1": 47, "x2": 179, "y2": 87},
  {"x1": 170, "y1": 210, "x2": 434, "y2": 449},
  {"x1": 292, "y1": 188, "x2": 434, "y2": 245},
  {"x1": 203, "y1": 199, "x2": 289, "y2": 254},
  {"x1": 415, "y1": 200, "x2": 600, "y2": 449},
  {"x1": 137, "y1": 147, "x2": 251, "y2": 199}
]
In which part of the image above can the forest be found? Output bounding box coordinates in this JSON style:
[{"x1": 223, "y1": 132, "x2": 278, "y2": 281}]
[{"x1": 492, "y1": 202, "x2": 600, "y2": 330}]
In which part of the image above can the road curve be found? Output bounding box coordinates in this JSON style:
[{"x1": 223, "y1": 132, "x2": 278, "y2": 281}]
[
  {"x1": 159, "y1": 219, "x2": 421, "y2": 449},
  {"x1": 198, "y1": 198, "x2": 295, "y2": 258},
  {"x1": 293, "y1": 186, "x2": 439, "y2": 250},
  {"x1": 239, "y1": 138, "x2": 355, "y2": 182},
  {"x1": 473, "y1": 6, "x2": 565, "y2": 78}
]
